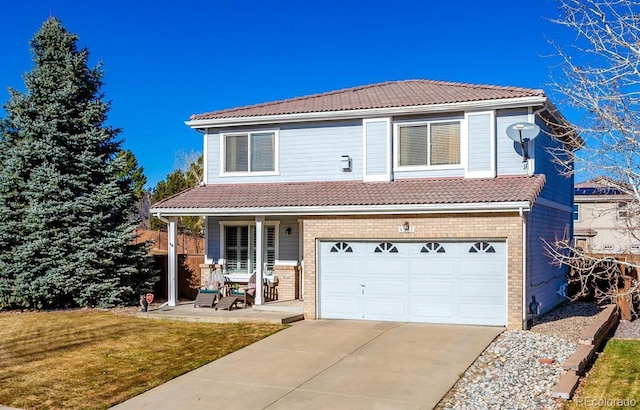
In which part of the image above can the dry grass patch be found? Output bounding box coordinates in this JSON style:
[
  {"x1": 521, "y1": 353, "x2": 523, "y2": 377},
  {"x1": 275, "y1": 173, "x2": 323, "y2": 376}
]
[
  {"x1": 0, "y1": 309, "x2": 285, "y2": 409},
  {"x1": 565, "y1": 339, "x2": 640, "y2": 409}
]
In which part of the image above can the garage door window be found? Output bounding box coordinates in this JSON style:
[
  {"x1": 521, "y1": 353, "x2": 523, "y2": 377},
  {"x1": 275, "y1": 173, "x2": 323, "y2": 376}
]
[
  {"x1": 469, "y1": 242, "x2": 496, "y2": 253},
  {"x1": 374, "y1": 242, "x2": 398, "y2": 253},
  {"x1": 421, "y1": 242, "x2": 446, "y2": 253},
  {"x1": 330, "y1": 242, "x2": 353, "y2": 253}
]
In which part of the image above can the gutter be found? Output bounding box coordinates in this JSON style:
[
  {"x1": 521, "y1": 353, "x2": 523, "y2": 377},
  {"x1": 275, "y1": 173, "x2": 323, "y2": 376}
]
[
  {"x1": 150, "y1": 201, "x2": 532, "y2": 217},
  {"x1": 185, "y1": 97, "x2": 547, "y2": 129}
]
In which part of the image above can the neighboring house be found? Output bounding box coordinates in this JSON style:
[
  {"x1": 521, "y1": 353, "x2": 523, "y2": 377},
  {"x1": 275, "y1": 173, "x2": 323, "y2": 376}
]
[
  {"x1": 151, "y1": 79, "x2": 577, "y2": 330},
  {"x1": 574, "y1": 177, "x2": 638, "y2": 254}
]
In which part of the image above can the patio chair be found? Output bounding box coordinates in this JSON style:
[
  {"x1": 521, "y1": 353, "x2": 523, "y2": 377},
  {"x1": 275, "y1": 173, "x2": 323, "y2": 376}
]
[
  {"x1": 194, "y1": 267, "x2": 224, "y2": 308},
  {"x1": 193, "y1": 289, "x2": 219, "y2": 308},
  {"x1": 228, "y1": 273, "x2": 256, "y2": 308}
]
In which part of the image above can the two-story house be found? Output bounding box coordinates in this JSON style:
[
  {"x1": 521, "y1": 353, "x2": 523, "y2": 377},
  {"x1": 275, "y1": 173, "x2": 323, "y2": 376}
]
[
  {"x1": 574, "y1": 177, "x2": 638, "y2": 253},
  {"x1": 151, "y1": 79, "x2": 576, "y2": 330}
]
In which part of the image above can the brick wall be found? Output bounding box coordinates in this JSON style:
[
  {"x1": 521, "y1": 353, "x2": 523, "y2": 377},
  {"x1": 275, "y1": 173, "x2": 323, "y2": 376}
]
[
  {"x1": 273, "y1": 265, "x2": 301, "y2": 301},
  {"x1": 302, "y1": 213, "x2": 525, "y2": 329}
]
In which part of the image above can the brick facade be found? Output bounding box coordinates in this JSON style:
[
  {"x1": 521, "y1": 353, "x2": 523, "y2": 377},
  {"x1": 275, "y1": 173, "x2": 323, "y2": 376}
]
[
  {"x1": 302, "y1": 213, "x2": 525, "y2": 330},
  {"x1": 273, "y1": 265, "x2": 301, "y2": 301}
]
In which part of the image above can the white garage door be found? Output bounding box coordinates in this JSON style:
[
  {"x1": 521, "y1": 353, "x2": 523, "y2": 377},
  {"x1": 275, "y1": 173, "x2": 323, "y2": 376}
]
[{"x1": 319, "y1": 240, "x2": 506, "y2": 326}]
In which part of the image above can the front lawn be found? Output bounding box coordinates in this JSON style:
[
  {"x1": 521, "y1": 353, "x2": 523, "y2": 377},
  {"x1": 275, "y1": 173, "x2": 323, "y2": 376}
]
[
  {"x1": 566, "y1": 339, "x2": 640, "y2": 409},
  {"x1": 0, "y1": 310, "x2": 285, "y2": 409}
]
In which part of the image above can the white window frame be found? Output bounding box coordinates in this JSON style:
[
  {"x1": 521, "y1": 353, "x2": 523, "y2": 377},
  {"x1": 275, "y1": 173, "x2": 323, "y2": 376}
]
[
  {"x1": 220, "y1": 129, "x2": 279, "y2": 176},
  {"x1": 394, "y1": 119, "x2": 464, "y2": 171},
  {"x1": 573, "y1": 204, "x2": 580, "y2": 222},
  {"x1": 219, "y1": 221, "x2": 280, "y2": 273}
]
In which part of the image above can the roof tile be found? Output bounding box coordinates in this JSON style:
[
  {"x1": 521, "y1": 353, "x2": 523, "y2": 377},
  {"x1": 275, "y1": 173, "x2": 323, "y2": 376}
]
[
  {"x1": 190, "y1": 80, "x2": 545, "y2": 121},
  {"x1": 151, "y1": 175, "x2": 546, "y2": 212}
]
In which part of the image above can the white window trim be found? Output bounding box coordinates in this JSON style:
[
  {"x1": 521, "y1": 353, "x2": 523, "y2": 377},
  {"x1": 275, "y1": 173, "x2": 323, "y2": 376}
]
[
  {"x1": 219, "y1": 129, "x2": 280, "y2": 176},
  {"x1": 218, "y1": 221, "x2": 280, "y2": 270},
  {"x1": 363, "y1": 118, "x2": 392, "y2": 182},
  {"x1": 573, "y1": 204, "x2": 580, "y2": 222},
  {"x1": 464, "y1": 110, "x2": 496, "y2": 178},
  {"x1": 527, "y1": 107, "x2": 536, "y2": 175},
  {"x1": 203, "y1": 130, "x2": 209, "y2": 184},
  {"x1": 393, "y1": 119, "x2": 465, "y2": 171}
]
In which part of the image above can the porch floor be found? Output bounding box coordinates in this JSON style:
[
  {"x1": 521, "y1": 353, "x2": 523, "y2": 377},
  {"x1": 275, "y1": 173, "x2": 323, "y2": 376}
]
[{"x1": 136, "y1": 299, "x2": 304, "y2": 325}]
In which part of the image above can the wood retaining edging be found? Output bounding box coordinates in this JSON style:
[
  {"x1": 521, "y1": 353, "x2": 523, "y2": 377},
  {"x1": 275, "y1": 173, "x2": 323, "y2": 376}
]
[{"x1": 551, "y1": 305, "x2": 620, "y2": 400}]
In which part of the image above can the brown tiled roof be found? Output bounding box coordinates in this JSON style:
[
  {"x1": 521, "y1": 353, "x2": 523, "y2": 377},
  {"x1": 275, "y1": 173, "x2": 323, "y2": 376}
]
[
  {"x1": 190, "y1": 80, "x2": 545, "y2": 121},
  {"x1": 151, "y1": 175, "x2": 546, "y2": 213}
]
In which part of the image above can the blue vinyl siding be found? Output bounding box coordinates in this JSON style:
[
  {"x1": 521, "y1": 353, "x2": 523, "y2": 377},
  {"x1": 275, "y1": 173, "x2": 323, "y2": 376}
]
[
  {"x1": 204, "y1": 108, "x2": 570, "y2": 185},
  {"x1": 467, "y1": 113, "x2": 492, "y2": 172},
  {"x1": 205, "y1": 216, "x2": 299, "y2": 263},
  {"x1": 365, "y1": 120, "x2": 388, "y2": 177},
  {"x1": 205, "y1": 216, "x2": 221, "y2": 262},
  {"x1": 534, "y1": 118, "x2": 573, "y2": 205},
  {"x1": 207, "y1": 121, "x2": 362, "y2": 184},
  {"x1": 277, "y1": 217, "x2": 300, "y2": 260},
  {"x1": 496, "y1": 109, "x2": 530, "y2": 175},
  {"x1": 526, "y1": 204, "x2": 571, "y2": 316}
]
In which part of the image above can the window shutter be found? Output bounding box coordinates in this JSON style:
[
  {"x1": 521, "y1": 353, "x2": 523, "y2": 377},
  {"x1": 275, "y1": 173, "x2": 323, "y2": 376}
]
[
  {"x1": 225, "y1": 135, "x2": 248, "y2": 172},
  {"x1": 252, "y1": 226, "x2": 276, "y2": 272},
  {"x1": 430, "y1": 122, "x2": 460, "y2": 165},
  {"x1": 399, "y1": 125, "x2": 428, "y2": 166},
  {"x1": 251, "y1": 132, "x2": 275, "y2": 172},
  {"x1": 226, "y1": 226, "x2": 249, "y2": 271},
  {"x1": 265, "y1": 226, "x2": 275, "y2": 269}
]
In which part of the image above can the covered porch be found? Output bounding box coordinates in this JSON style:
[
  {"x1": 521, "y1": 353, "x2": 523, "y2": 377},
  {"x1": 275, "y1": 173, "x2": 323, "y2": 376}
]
[{"x1": 153, "y1": 213, "x2": 304, "y2": 309}]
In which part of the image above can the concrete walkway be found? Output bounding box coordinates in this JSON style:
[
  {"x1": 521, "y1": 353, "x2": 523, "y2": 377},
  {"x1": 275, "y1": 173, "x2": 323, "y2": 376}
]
[{"x1": 111, "y1": 320, "x2": 503, "y2": 410}]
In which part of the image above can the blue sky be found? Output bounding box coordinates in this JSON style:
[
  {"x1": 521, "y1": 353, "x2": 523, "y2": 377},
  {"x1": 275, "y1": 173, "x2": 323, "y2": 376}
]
[{"x1": 0, "y1": 0, "x2": 572, "y2": 188}]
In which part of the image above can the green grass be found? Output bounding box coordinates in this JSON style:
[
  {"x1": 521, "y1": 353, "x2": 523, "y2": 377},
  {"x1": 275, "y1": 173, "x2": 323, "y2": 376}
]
[
  {"x1": 0, "y1": 310, "x2": 285, "y2": 409},
  {"x1": 566, "y1": 339, "x2": 640, "y2": 409}
]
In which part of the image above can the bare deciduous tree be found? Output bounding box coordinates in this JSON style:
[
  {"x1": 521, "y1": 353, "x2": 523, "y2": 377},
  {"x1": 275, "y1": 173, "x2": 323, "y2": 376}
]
[{"x1": 547, "y1": 0, "x2": 640, "y2": 314}]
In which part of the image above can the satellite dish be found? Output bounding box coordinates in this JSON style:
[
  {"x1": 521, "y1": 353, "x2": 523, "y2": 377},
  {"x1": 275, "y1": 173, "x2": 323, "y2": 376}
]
[
  {"x1": 506, "y1": 122, "x2": 540, "y2": 142},
  {"x1": 506, "y1": 122, "x2": 540, "y2": 164}
]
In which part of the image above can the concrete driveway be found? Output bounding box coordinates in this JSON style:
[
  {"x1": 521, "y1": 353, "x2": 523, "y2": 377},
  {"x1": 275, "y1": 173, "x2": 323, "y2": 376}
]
[{"x1": 111, "y1": 320, "x2": 502, "y2": 410}]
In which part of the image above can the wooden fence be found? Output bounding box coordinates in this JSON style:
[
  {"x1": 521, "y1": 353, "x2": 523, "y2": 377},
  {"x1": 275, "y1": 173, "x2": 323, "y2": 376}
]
[
  {"x1": 570, "y1": 253, "x2": 640, "y2": 320},
  {"x1": 133, "y1": 229, "x2": 205, "y2": 254},
  {"x1": 153, "y1": 254, "x2": 204, "y2": 300}
]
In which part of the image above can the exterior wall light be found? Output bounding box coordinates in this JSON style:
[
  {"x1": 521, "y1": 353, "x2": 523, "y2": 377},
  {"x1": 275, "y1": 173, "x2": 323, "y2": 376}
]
[{"x1": 341, "y1": 155, "x2": 352, "y2": 172}]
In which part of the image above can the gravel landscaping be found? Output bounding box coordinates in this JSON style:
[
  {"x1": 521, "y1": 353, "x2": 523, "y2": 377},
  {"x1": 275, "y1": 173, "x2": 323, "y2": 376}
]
[{"x1": 436, "y1": 301, "x2": 603, "y2": 410}]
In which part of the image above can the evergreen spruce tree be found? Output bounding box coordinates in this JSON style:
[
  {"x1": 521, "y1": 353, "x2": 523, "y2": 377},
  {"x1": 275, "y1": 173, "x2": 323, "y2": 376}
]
[{"x1": 0, "y1": 17, "x2": 155, "y2": 309}]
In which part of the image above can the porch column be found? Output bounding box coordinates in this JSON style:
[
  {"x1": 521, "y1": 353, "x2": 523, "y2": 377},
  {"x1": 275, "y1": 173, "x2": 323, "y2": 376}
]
[
  {"x1": 255, "y1": 216, "x2": 264, "y2": 305},
  {"x1": 167, "y1": 216, "x2": 179, "y2": 306},
  {"x1": 298, "y1": 218, "x2": 304, "y2": 301}
]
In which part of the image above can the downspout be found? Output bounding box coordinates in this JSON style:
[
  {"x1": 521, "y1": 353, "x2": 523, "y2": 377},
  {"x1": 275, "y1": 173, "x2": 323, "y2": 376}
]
[
  {"x1": 155, "y1": 213, "x2": 171, "y2": 250},
  {"x1": 519, "y1": 207, "x2": 528, "y2": 330},
  {"x1": 156, "y1": 213, "x2": 170, "y2": 224}
]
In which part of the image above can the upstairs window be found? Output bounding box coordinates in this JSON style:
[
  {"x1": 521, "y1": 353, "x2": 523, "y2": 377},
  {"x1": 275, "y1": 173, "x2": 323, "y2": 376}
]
[
  {"x1": 397, "y1": 121, "x2": 461, "y2": 167},
  {"x1": 573, "y1": 204, "x2": 580, "y2": 221},
  {"x1": 618, "y1": 201, "x2": 628, "y2": 219},
  {"x1": 223, "y1": 131, "x2": 277, "y2": 174}
]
